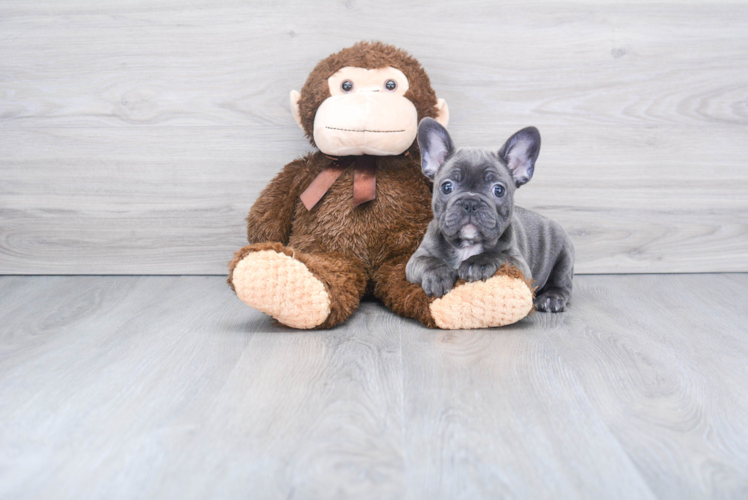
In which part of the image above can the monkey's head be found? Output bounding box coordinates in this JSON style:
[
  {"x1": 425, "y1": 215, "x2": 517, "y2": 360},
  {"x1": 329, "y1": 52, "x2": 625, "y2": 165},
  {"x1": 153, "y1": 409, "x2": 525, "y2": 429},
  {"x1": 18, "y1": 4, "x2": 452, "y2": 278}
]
[{"x1": 290, "y1": 41, "x2": 449, "y2": 156}]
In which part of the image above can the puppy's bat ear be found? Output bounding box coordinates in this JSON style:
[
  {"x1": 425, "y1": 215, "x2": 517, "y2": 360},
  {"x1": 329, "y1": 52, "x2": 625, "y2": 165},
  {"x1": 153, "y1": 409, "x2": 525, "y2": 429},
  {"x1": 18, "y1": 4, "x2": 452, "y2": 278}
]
[
  {"x1": 499, "y1": 126, "x2": 541, "y2": 187},
  {"x1": 418, "y1": 117, "x2": 454, "y2": 181}
]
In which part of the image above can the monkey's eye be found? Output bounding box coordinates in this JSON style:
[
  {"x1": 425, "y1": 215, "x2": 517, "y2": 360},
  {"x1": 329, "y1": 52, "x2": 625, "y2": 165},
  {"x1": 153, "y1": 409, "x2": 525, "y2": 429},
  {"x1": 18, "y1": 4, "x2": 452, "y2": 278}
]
[
  {"x1": 441, "y1": 181, "x2": 453, "y2": 195},
  {"x1": 493, "y1": 185, "x2": 505, "y2": 197},
  {"x1": 384, "y1": 79, "x2": 397, "y2": 91},
  {"x1": 341, "y1": 80, "x2": 354, "y2": 93}
]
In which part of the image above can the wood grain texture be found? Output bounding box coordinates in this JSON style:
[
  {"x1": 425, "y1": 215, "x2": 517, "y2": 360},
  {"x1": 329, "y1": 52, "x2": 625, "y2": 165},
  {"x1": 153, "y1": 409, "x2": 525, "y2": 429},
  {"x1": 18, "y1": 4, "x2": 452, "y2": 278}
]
[
  {"x1": 1, "y1": 1, "x2": 747, "y2": 274},
  {"x1": 402, "y1": 274, "x2": 748, "y2": 499},
  {"x1": 1, "y1": 275, "x2": 748, "y2": 499}
]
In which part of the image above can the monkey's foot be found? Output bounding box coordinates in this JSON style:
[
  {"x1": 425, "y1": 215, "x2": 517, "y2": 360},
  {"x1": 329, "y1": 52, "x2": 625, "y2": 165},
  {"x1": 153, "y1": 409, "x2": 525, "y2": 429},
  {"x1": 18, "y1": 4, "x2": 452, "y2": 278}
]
[
  {"x1": 429, "y1": 269, "x2": 533, "y2": 329},
  {"x1": 232, "y1": 250, "x2": 331, "y2": 329}
]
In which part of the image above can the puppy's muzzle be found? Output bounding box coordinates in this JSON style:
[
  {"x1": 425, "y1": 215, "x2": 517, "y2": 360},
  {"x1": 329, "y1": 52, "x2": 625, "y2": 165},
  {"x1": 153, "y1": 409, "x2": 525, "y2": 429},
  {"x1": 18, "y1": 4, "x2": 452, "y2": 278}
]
[{"x1": 442, "y1": 195, "x2": 496, "y2": 236}]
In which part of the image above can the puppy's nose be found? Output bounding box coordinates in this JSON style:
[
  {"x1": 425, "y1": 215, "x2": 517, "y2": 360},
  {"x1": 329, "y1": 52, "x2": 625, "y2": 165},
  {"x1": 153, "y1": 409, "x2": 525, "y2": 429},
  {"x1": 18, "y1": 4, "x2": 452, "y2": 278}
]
[{"x1": 462, "y1": 198, "x2": 481, "y2": 214}]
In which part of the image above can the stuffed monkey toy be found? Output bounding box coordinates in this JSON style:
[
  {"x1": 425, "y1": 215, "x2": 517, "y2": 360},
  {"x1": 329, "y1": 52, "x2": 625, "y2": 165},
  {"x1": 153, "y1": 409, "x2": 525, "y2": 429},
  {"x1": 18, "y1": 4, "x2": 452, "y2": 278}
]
[{"x1": 228, "y1": 41, "x2": 533, "y2": 329}]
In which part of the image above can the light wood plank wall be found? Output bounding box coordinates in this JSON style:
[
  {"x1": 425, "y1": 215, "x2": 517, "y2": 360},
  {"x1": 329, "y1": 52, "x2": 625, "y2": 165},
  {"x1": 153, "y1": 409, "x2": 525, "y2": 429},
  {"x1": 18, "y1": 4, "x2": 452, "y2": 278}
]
[{"x1": 1, "y1": 0, "x2": 746, "y2": 274}]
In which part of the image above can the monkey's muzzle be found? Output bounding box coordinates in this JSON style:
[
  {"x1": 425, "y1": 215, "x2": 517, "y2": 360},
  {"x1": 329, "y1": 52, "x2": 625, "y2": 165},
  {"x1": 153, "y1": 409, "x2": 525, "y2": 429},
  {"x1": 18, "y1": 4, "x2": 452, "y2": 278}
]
[{"x1": 313, "y1": 93, "x2": 417, "y2": 156}]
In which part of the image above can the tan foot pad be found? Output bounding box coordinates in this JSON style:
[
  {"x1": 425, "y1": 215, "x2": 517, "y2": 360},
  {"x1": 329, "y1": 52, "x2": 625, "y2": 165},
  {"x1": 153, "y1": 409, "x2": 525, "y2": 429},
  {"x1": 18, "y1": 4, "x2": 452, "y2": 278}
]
[
  {"x1": 232, "y1": 250, "x2": 331, "y2": 329},
  {"x1": 430, "y1": 275, "x2": 533, "y2": 329}
]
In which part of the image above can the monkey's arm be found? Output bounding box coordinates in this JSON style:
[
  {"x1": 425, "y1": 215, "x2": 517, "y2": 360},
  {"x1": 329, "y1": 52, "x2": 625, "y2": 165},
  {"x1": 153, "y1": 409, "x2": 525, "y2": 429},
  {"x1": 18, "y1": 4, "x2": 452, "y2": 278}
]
[{"x1": 246, "y1": 158, "x2": 305, "y2": 244}]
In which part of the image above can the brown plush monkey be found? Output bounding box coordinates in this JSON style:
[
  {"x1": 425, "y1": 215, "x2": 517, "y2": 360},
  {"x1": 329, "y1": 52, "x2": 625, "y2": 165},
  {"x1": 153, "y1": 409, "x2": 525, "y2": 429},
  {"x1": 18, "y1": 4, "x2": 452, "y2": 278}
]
[{"x1": 228, "y1": 41, "x2": 533, "y2": 329}]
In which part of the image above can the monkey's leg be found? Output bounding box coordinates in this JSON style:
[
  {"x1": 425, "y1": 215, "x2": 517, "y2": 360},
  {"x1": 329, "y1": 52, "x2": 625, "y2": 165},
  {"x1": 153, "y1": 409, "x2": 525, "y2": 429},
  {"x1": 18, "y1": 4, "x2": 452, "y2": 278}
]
[
  {"x1": 229, "y1": 242, "x2": 366, "y2": 329},
  {"x1": 375, "y1": 258, "x2": 534, "y2": 329},
  {"x1": 373, "y1": 256, "x2": 438, "y2": 328}
]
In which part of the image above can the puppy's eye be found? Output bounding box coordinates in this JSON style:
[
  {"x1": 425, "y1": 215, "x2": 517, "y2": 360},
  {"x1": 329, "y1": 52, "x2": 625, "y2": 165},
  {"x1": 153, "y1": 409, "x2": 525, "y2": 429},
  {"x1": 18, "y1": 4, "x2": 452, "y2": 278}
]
[
  {"x1": 341, "y1": 80, "x2": 354, "y2": 93},
  {"x1": 441, "y1": 181, "x2": 453, "y2": 194},
  {"x1": 384, "y1": 79, "x2": 397, "y2": 91},
  {"x1": 493, "y1": 185, "x2": 505, "y2": 197}
]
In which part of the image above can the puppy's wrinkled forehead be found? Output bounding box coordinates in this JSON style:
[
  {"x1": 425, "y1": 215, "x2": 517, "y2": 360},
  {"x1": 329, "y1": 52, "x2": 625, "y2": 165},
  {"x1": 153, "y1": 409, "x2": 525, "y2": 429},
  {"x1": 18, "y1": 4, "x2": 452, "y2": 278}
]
[{"x1": 436, "y1": 148, "x2": 512, "y2": 188}]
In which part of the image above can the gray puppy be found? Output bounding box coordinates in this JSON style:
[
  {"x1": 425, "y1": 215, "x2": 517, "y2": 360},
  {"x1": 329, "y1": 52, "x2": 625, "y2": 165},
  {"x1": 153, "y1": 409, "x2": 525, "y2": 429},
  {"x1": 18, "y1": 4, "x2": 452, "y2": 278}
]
[{"x1": 406, "y1": 118, "x2": 574, "y2": 312}]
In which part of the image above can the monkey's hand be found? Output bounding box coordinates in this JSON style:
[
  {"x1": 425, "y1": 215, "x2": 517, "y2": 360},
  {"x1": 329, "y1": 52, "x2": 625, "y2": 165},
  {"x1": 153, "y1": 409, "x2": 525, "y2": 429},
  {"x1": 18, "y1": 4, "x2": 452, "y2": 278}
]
[{"x1": 457, "y1": 253, "x2": 505, "y2": 282}]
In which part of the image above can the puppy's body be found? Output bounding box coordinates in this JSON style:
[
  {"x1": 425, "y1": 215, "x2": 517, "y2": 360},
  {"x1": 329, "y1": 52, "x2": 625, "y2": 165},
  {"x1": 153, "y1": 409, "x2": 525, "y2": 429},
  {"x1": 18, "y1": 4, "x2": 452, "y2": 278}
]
[
  {"x1": 406, "y1": 121, "x2": 574, "y2": 312},
  {"x1": 414, "y1": 204, "x2": 573, "y2": 289}
]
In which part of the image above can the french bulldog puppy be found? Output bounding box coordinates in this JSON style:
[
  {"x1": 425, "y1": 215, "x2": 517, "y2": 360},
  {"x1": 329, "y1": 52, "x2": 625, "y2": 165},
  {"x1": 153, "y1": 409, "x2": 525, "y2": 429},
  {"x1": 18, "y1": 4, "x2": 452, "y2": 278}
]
[{"x1": 406, "y1": 118, "x2": 574, "y2": 312}]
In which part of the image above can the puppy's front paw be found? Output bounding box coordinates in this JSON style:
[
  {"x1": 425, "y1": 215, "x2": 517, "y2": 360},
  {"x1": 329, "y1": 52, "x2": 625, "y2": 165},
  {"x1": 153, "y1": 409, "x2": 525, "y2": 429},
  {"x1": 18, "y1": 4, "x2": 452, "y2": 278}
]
[
  {"x1": 534, "y1": 292, "x2": 567, "y2": 312},
  {"x1": 422, "y1": 264, "x2": 458, "y2": 298},
  {"x1": 458, "y1": 254, "x2": 501, "y2": 282}
]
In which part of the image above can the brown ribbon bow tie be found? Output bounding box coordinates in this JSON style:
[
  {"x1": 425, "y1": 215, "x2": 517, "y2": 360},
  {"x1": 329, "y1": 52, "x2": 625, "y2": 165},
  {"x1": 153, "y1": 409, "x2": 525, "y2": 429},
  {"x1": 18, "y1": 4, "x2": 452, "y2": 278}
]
[{"x1": 299, "y1": 155, "x2": 377, "y2": 211}]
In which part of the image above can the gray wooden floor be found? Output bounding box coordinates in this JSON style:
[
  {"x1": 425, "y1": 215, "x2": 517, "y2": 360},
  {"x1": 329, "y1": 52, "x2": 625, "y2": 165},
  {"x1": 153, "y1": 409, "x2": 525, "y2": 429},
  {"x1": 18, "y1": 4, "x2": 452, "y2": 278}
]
[{"x1": 1, "y1": 275, "x2": 747, "y2": 499}]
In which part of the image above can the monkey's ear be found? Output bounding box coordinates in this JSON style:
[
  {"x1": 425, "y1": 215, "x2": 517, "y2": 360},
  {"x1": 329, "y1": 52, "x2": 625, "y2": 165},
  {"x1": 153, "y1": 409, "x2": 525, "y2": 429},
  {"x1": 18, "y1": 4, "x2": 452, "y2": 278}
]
[
  {"x1": 499, "y1": 126, "x2": 541, "y2": 187},
  {"x1": 290, "y1": 90, "x2": 303, "y2": 130},
  {"x1": 418, "y1": 117, "x2": 454, "y2": 181},
  {"x1": 435, "y1": 98, "x2": 449, "y2": 127}
]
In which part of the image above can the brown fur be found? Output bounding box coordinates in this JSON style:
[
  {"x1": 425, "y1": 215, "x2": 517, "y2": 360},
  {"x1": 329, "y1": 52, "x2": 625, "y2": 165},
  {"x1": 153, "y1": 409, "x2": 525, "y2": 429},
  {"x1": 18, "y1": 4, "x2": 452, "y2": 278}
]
[
  {"x1": 228, "y1": 150, "x2": 436, "y2": 328},
  {"x1": 373, "y1": 259, "x2": 438, "y2": 328},
  {"x1": 228, "y1": 42, "x2": 529, "y2": 328}
]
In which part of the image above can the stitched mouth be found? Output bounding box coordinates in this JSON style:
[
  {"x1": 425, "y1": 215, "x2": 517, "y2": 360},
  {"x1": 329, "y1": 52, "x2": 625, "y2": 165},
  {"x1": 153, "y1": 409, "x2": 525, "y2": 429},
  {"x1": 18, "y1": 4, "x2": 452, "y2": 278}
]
[{"x1": 325, "y1": 126, "x2": 405, "y2": 133}]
